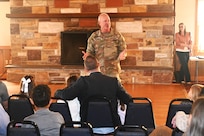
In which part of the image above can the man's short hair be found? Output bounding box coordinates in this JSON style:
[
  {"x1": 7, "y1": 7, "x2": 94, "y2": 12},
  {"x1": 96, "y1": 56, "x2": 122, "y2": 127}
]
[
  {"x1": 31, "y1": 84, "x2": 51, "y2": 107},
  {"x1": 84, "y1": 55, "x2": 99, "y2": 70},
  {"x1": 67, "y1": 75, "x2": 78, "y2": 87}
]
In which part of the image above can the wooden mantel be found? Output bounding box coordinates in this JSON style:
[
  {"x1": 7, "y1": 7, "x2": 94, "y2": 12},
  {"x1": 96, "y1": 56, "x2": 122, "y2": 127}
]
[{"x1": 6, "y1": 12, "x2": 175, "y2": 18}]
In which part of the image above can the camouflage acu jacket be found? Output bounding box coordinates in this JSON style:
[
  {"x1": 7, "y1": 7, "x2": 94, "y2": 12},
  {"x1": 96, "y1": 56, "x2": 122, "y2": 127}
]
[{"x1": 86, "y1": 28, "x2": 126, "y2": 78}]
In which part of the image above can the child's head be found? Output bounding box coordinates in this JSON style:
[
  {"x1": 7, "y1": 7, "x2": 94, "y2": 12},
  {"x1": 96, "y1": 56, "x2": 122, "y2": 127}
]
[
  {"x1": 31, "y1": 84, "x2": 51, "y2": 108},
  {"x1": 188, "y1": 84, "x2": 204, "y2": 102},
  {"x1": 67, "y1": 75, "x2": 78, "y2": 87}
]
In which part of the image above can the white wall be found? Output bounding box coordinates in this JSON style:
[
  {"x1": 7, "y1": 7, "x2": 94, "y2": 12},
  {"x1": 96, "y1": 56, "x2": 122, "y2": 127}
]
[
  {"x1": 0, "y1": 2, "x2": 10, "y2": 46},
  {"x1": 175, "y1": 0, "x2": 196, "y2": 45}
]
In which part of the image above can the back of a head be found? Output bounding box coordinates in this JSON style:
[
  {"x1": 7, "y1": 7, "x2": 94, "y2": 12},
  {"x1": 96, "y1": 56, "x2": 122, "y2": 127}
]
[
  {"x1": 84, "y1": 55, "x2": 99, "y2": 71},
  {"x1": 185, "y1": 97, "x2": 204, "y2": 136},
  {"x1": 188, "y1": 84, "x2": 204, "y2": 102},
  {"x1": 67, "y1": 75, "x2": 78, "y2": 87},
  {"x1": 31, "y1": 84, "x2": 51, "y2": 107}
]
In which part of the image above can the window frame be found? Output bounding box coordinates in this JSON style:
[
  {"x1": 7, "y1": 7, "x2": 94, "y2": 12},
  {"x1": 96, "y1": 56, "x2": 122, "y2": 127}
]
[{"x1": 196, "y1": 0, "x2": 204, "y2": 54}]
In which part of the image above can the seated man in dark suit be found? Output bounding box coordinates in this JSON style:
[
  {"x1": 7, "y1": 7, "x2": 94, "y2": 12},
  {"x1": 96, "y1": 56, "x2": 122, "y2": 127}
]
[{"x1": 55, "y1": 55, "x2": 132, "y2": 134}]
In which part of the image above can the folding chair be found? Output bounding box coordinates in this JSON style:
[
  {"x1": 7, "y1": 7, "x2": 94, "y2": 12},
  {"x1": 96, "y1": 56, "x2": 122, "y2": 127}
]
[
  {"x1": 49, "y1": 97, "x2": 72, "y2": 123},
  {"x1": 8, "y1": 94, "x2": 34, "y2": 122},
  {"x1": 82, "y1": 96, "x2": 117, "y2": 135},
  {"x1": 114, "y1": 125, "x2": 148, "y2": 136},
  {"x1": 165, "y1": 98, "x2": 193, "y2": 129},
  {"x1": 7, "y1": 120, "x2": 40, "y2": 136},
  {"x1": 60, "y1": 121, "x2": 94, "y2": 136},
  {"x1": 172, "y1": 127, "x2": 184, "y2": 136},
  {"x1": 124, "y1": 97, "x2": 156, "y2": 133}
]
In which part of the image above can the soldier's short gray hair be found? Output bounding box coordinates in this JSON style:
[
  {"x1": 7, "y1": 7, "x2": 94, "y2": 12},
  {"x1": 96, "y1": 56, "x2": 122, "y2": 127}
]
[{"x1": 98, "y1": 13, "x2": 110, "y2": 23}]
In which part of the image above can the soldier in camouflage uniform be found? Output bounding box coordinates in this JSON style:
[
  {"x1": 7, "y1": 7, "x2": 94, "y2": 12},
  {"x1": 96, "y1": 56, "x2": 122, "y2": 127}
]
[{"x1": 83, "y1": 13, "x2": 127, "y2": 80}]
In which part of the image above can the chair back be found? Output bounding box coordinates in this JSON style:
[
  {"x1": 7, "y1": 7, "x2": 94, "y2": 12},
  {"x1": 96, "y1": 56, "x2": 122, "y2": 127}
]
[
  {"x1": 82, "y1": 96, "x2": 116, "y2": 128},
  {"x1": 165, "y1": 98, "x2": 193, "y2": 129},
  {"x1": 49, "y1": 97, "x2": 72, "y2": 123},
  {"x1": 8, "y1": 94, "x2": 34, "y2": 122},
  {"x1": 7, "y1": 120, "x2": 40, "y2": 136},
  {"x1": 60, "y1": 121, "x2": 93, "y2": 136},
  {"x1": 114, "y1": 125, "x2": 148, "y2": 136},
  {"x1": 124, "y1": 97, "x2": 155, "y2": 133},
  {"x1": 172, "y1": 127, "x2": 184, "y2": 136}
]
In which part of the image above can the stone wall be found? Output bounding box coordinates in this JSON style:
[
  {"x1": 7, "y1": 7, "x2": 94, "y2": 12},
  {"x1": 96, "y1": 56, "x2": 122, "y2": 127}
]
[{"x1": 7, "y1": 0, "x2": 175, "y2": 84}]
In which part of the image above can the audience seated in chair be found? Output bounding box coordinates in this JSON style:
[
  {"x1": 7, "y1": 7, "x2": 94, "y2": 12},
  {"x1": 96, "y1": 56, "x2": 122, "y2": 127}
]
[
  {"x1": 0, "y1": 81, "x2": 10, "y2": 136},
  {"x1": 149, "y1": 84, "x2": 204, "y2": 136},
  {"x1": 0, "y1": 103, "x2": 10, "y2": 136},
  {"x1": 0, "y1": 80, "x2": 9, "y2": 111},
  {"x1": 171, "y1": 84, "x2": 204, "y2": 132},
  {"x1": 184, "y1": 96, "x2": 204, "y2": 136},
  {"x1": 54, "y1": 75, "x2": 80, "y2": 122},
  {"x1": 24, "y1": 84, "x2": 65, "y2": 136},
  {"x1": 55, "y1": 55, "x2": 133, "y2": 135}
]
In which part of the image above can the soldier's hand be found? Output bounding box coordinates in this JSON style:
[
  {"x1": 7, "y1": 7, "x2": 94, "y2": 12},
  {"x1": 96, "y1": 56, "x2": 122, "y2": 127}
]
[
  {"x1": 118, "y1": 49, "x2": 127, "y2": 60},
  {"x1": 82, "y1": 51, "x2": 88, "y2": 60}
]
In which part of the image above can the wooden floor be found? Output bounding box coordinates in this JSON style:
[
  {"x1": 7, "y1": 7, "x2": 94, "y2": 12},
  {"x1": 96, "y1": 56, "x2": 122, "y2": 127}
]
[{"x1": 2, "y1": 80, "x2": 188, "y2": 127}]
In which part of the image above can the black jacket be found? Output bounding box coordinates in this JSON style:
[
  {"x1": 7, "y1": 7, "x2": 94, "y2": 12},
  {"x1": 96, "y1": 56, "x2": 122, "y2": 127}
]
[{"x1": 55, "y1": 72, "x2": 132, "y2": 125}]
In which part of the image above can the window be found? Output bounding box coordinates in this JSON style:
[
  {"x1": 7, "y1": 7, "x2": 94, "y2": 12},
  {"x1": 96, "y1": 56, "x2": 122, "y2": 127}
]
[{"x1": 197, "y1": 0, "x2": 204, "y2": 51}]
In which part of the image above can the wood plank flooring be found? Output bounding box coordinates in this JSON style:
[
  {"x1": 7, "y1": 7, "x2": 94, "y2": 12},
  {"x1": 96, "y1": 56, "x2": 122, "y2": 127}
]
[{"x1": 2, "y1": 80, "x2": 188, "y2": 127}]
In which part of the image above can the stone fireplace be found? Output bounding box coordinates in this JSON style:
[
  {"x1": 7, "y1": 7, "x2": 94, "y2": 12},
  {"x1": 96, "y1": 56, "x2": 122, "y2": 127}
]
[
  {"x1": 60, "y1": 30, "x2": 95, "y2": 65},
  {"x1": 6, "y1": 0, "x2": 175, "y2": 84}
]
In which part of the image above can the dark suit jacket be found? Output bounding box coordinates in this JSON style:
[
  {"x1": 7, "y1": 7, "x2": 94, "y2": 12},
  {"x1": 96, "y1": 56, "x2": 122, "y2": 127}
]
[{"x1": 57, "y1": 72, "x2": 132, "y2": 125}]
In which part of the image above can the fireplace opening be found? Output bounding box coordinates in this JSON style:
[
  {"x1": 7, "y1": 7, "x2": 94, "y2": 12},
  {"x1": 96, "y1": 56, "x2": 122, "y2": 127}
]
[{"x1": 60, "y1": 30, "x2": 95, "y2": 65}]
